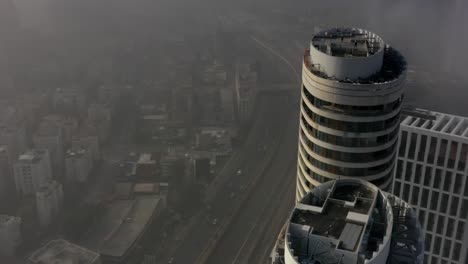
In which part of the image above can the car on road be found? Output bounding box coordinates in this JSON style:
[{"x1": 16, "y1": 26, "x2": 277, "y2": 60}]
[{"x1": 212, "y1": 218, "x2": 218, "y2": 225}]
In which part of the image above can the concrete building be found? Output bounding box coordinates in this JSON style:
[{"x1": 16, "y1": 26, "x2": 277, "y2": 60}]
[
  {"x1": 42, "y1": 114, "x2": 79, "y2": 149},
  {"x1": 271, "y1": 179, "x2": 424, "y2": 264},
  {"x1": 297, "y1": 28, "x2": 406, "y2": 200},
  {"x1": 235, "y1": 61, "x2": 258, "y2": 123},
  {"x1": 392, "y1": 108, "x2": 468, "y2": 264},
  {"x1": 72, "y1": 131, "x2": 100, "y2": 162},
  {"x1": 33, "y1": 121, "x2": 64, "y2": 179},
  {"x1": 65, "y1": 147, "x2": 92, "y2": 183},
  {"x1": 36, "y1": 180, "x2": 63, "y2": 227},
  {"x1": 0, "y1": 215, "x2": 21, "y2": 256},
  {"x1": 13, "y1": 149, "x2": 51, "y2": 196},
  {"x1": 29, "y1": 239, "x2": 101, "y2": 264},
  {"x1": 0, "y1": 125, "x2": 27, "y2": 163},
  {"x1": 0, "y1": 146, "x2": 13, "y2": 206},
  {"x1": 88, "y1": 104, "x2": 112, "y2": 143},
  {"x1": 53, "y1": 86, "x2": 87, "y2": 114}
]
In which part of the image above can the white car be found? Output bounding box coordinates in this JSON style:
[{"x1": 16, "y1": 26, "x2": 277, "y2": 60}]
[{"x1": 237, "y1": 169, "x2": 242, "y2": 175}]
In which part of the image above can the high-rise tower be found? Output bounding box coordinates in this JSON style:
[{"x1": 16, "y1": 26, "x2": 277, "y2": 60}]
[{"x1": 297, "y1": 28, "x2": 406, "y2": 200}]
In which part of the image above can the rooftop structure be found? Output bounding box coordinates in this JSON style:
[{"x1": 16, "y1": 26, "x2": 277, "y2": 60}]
[
  {"x1": 272, "y1": 179, "x2": 423, "y2": 264},
  {"x1": 296, "y1": 28, "x2": 406, "y2": 200},
  {"x1": 81, "y1": 196, "x2": 162, "y2": 262},
  {"x1": 29, "y1": 239, "x2": 100, "y2": 264}
]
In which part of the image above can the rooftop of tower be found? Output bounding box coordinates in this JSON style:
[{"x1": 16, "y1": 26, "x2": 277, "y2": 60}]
[
  {"x1": 305, "y1": 27, "x2": 406, "y2": 83},
  {"x1": 312, "y1": 28, "x2": 383, "y2": 58}
]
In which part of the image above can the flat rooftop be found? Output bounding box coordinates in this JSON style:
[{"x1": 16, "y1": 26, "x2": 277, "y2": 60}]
[
  {"x1": 312, "y1": 28, "x2": 383, "y2": 58},
  {"x1": 81, "y1": 196, "x2": 160, "y2": 258},
  {"x1": 29, "y1": 239, "x2": 100, "y2": 264}
]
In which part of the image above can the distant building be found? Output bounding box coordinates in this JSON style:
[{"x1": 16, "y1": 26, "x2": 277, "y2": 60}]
[
  {"x1": 88, "y1": 104, "x2": 112, "y2": 143},
  {"x1": 0, "y1": 215, "x2": 21, "y2": 256},
  {"x1": 0, "y1": 146, "x2": 14, "y2": 206},
  {"x1": 13, "y1": 149, "x2": 51, "y2": 196},
  {"x1": 42, "y1": 115, "x2": 79, "y2": 149},
  {"x1": 36, "y1": 180, "x2": 63, "y2": 227},
  {"x1": 53, "y1": 86, "x2": 87, "y2": 114},
  {"x1": 296, "y1": 28, "x2": 406, "y2": 200},
  {"x1": 65, "y1": 147, "x2": 92, "y2": 183},
  {"x1": 271, "y1": 179, "x2": 424, "y2": 264},
  {"x1": 33, "y1": 121, "x2": 64, "y2": 179},
  {"x1": 0, "y1": 125, "x2": 27, "y2": 162},
  {"x1": 235, "y1": 61, "x2": 257, "y2": 123},
  {"x1": 195, "y1": 127, "x2": 232, "y2": 152},
  {"x1": 136, "y1": 153, "x2": 157, "y2": 182},
  {"x1": 72, "y1": 131, "x2": 100, "y2": 162},
  {"x1": 29, "y1": 239, "x2": 101, "y2": 264},
  {"x1": 393, "y1": 109, "x2": 468, "y2": 264}
]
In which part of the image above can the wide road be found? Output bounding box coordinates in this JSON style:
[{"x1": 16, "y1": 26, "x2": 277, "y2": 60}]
[
  {"x1": 164, "y1": 92, "x2": 297, "y2": 264},
  {"x1": 206, "y1": 101, "x2": 298, "y2": 264}
]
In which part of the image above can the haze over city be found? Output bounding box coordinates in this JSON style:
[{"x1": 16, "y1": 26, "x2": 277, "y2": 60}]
[{"x1": 0, "y1": 0, "x2": 467, "y2": 264}]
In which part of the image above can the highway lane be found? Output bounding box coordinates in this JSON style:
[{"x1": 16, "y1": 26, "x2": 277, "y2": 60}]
[
  {"x1": 164, "y1": 93, "x2": 294, "y2": 263},
  {"x1": 205, "y1": 105, "x2": 298, "y2": 264}
]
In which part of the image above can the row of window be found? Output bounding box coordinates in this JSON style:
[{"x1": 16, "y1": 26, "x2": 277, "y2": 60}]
[
  {"x1": 301, "y1": 130, "x2": 397, "y2": 163},
  {"x1": 400, "y1": 130, "x2": 468, "y2": 172},
  {"x1": 394, "y1": 180, "x2": 468, "y2": 219},
  {"x1": 395, "y1": 160, "x2": 468, "y2": 196},
  {"x1": 302, "y1": 102, "x2": 400, "y2": 133},
  {"x1": 425, "y1": 231, "x2": 464, "y2": 261},
  {"x1": 302, "y1": 86, "x2": 403, "y2": 116},
  {"x1": 301, "y1": 145, "x2": 395, "y2": 176},
  {"x1": 301, "y1": 116, "x2": 399, "y2": 148}
]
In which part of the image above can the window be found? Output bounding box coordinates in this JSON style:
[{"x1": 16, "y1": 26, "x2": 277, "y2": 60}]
[
  {"x1": 394, "y1": 181, "x2": 401, "y2": 196},
  {"x1": 443, "y1": 239, "x2": 451, "y2": 258},
  {"x1": 427, "y1": 212, "x2": 435, "y2": 231},
  {"x1": 461, "y1": 199, "x2": 468, "y2": 219},
  {"x1": 450, "y1": 197, "x2": 459, "y2": 216},
  {"x1": 433, "y1": 236, "x2": 441, "y2": 255},
  {"x1": 436, "y1": 215, "x2": 445, "y2": 234},
  {"x1": 408, "y1": 133, "x2": 418, "y2": 159},
  {"x1": 454, "y1": 174, "x2": 463, "y2": 194},
  {"x1": 419, "y1": 210, "x2": 426, "y2": 226},
  {"x1": 400, "y1": 131, "x2": 408, "y2": 156},
  {"x1": 438, "y1": 139, "x2": 448, "y2": 166},
  {"x1": 424, "y1": 233, "x2": 432, "y2": 251},
  {"x1": 403, "y1": 184, "x2": 410, "y2": 201},
  {"x1": 433, "y1": 169, "x2": 442, "y2": 189},
  {"x1": 421, "y1": 189, "x2": 429, "y2": 208},
  {"x1": 448, "y1": 141, "x2": 458, "y2": 169},
  {"x1": 428, "y1": 137, "x2": 438, "y2": 164},
  {"x1": 446, "y1": 218, "x2": 455, "y2": 237},
  {"x1": 396, "y1": 160, "x2": 403, "y2": 179},
  {"x1": 414, "y1": 164, "x2": 422, "y2": 184},
  {"x1": 405, "y1": 162, "x2": 413, "y2": 181},
  {"x1": 452, "y1": 242, "x2": 461, "y2": 261},
  {"x1": 431, "y1": 192, "x2": 439, "y2": 211},
  {"x1": 443, "y1": 171, "x2": 452, "y2": 192},
  {"x1": 411, "y1": 186, "x2": 420, "y2": 205},
  {"x1": 418, "y1": 135, "x2": 428, "y2": 162},
  {"x1": 456, "y1": 221, "x2": 464, "y2": 240},
  {"x1": 440, "y1": 194, "x2": 449, "y2": 214},
  {"x1": 424, "y1": 167, "x2": 433, "y2": 187},
  {"x1": 459, "y1": 143, "x2": 467, "y2": 171}
]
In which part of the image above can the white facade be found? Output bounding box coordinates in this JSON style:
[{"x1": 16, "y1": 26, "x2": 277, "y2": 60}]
[
  {"x1": 0, "y1": 215, "x2": 21, "y2": 256},
  {"x1": 36, "y1": 180, "x2": 63, "y2": 227},
  {"x1": 65, "y1": 147, "x2": 92, "y2": 183},
  {"x1": 13, "y1": 149, "x2": 52, "y2": 196},
  {"x1": 297, "y1": 28, "x2": 406, "y2": 200},
  {"x1": 392, "y1": 109, "x2": 468, "y2": 264}
]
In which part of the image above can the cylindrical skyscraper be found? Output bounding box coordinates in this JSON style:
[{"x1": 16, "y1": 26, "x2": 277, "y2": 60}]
[{"x1": 297, "y1": 28, "x2": 406, "y2": 200}]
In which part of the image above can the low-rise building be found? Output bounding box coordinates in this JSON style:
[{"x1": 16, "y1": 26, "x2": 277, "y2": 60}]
[
  {"x1": 33, "y1": 121, "x2": 64, "y2": 179},
  {"x1": 72, "y1": 130, "x2": 100, "y2": 162},
  {"x1": 29, "y1": 239, "x2": 101, "y2": 264},
  {"x1": 0, "y1": 215, "x2": 21, "y2": 256},
  {"x1": 36, "y1": 180, "x2": 63, "y2": 227}
]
